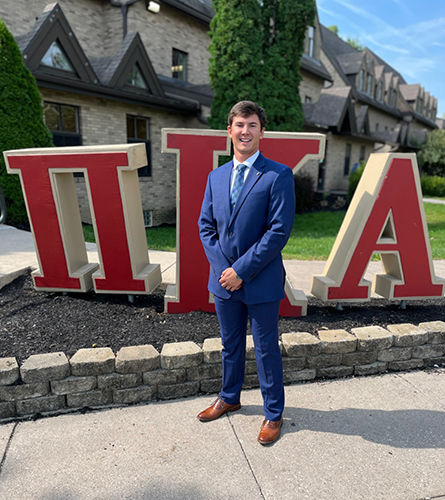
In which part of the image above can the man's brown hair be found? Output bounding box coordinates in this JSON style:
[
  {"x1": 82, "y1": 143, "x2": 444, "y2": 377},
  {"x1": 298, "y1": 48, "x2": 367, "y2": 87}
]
[{"x1": 228, "y1": 101, "x2": 267, "y2": 130}]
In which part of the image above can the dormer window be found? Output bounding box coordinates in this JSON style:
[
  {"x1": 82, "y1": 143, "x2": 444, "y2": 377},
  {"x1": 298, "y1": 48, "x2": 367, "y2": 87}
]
[
  {"x1": 125, "y1": 64, "x2": 147, "y2": 89},
  {"x1": 359, "y1": 69, "x2": 365, "y2": 91},
  {"x1": 41, "y1": 40, "x2": 75, "y2": 72},
  {"x1": 307, "y1": 26, "x2": 315, "y2": 58},
  {"x1": 367, "y1": 74, "x2": 373, "y2": 94},
  {"x1": 377, "y1": 81, "x2": 383, "y2": 101}
]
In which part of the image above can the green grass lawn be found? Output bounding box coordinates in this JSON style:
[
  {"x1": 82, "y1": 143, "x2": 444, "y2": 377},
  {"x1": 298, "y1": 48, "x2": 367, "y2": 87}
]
[{"x1": 83, "y1": 201, "x2": 445, "y2": 260}]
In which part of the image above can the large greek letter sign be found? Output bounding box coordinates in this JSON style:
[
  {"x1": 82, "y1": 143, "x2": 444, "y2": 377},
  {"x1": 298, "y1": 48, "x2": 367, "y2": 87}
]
[
  {"x1": 3, "y1": 145, "x2": 161, "y2": 294},
  {"x1": 311, "y1": 153, "x2": 444, "y2": 301},
  {"x1": 161, "y1": 129, "x2": 325, "y2": 316}
]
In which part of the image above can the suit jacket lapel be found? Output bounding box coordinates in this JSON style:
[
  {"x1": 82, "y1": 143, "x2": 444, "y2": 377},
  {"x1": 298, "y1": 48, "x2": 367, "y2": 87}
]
[{"x1": 229, "y1": 153, "x2": 265, "y2": 223}]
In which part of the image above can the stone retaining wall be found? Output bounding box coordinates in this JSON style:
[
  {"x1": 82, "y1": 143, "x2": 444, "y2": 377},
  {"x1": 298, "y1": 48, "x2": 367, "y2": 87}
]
[{"x1": 1, "y1": 321, "x2": 445, "y2": 423}]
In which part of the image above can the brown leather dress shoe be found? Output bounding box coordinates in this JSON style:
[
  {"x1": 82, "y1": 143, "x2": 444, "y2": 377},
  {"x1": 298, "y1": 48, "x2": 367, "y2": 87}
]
[
  {"x1": 197, "y1": 396, "x2": 241, "y2": 422},
  {"x1": 257, "y1": 417, "x2": 283, "y2": 445}
]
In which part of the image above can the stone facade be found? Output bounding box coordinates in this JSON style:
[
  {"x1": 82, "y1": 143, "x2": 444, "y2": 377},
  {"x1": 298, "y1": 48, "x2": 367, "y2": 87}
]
[{"x1": 1, "y1": 321, "x2": 444, "y2": 422}]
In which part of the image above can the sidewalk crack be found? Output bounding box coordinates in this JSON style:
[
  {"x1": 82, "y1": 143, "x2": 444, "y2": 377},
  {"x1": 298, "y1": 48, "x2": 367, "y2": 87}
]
[
  {"x1": 0, "y1": 422, "x2": 18, "y2": 476},
  {"x1": 228, "y1": 415, "x2": 266, "y2": 500}
]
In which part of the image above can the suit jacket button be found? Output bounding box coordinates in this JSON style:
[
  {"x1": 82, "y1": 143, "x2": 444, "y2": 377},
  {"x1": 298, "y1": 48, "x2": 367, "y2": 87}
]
[{"x1": 229, "y1": 232, "x2": 233, "y2": 237}]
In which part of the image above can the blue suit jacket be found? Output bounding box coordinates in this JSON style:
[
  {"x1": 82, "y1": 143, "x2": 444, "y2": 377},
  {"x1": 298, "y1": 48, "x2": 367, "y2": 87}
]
[{"x1": 198, "y1": 152, "x2": 296, "y2": 304}]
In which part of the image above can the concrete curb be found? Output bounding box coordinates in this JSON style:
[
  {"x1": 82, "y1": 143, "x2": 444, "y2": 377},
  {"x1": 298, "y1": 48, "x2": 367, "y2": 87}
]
[{"x1": 1, "y1": 321, "x2": 444, "y2": 423}]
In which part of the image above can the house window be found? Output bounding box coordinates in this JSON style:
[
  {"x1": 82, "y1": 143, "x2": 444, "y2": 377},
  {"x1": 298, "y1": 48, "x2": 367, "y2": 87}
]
[
  {"x1": 172, "y1": 49, "x2": 187, "y2": 81},
  {"x1": 375, "y1": 123, "x2": 379, "y2": 131},
  {"x1": 307, "y1": 26, "x2": 315, "y2": 58},
  {"x1": 359, "y1": 146, "x2": 365, "y2": 162},
  {"x1": 377, "y1": 81, "x2": 383, "y2": 101},
  {"x1": 367, "y1": 74, "x2": 373, "y2": 94},
  {"x1": 126, "y1": 115, "x2": 151, "y2": 177},
  {"x1": 43, "y1": 102, "x2": 81, "y2": 146},
  {"x1": 126, "y1": 64, "x2": 147, "y2": 89},
  {"x1": 344, "y1": 143, "x2": 351, "y2": 176},
  {"x1": 305, "y1": 96, "x2": 312, "y2": 103},
  {"x1": 359, "y1": 69, "x2": 365, "y2": 91},
  {"x1": 41, "y1": 41, "x2": 75, "y2": 73}
]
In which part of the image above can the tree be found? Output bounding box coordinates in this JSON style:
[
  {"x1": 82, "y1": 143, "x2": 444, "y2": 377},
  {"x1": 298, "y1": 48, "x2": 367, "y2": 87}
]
[
  {"x1": 328, "y1": 24, "x2": 363, "y2": 51},
  {"x1": 0, "y1": 18, "x2": 53, "y2": 225},
  {"x1": 208, "y1": 0, "x2": 316, "y2": 132},
  {"x1": 418, "y1": 129, "x2": 445, "y2": 176}
]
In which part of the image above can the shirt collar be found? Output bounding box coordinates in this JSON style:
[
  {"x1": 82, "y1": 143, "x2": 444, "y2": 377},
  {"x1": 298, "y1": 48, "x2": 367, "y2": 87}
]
[{"x1": 233, "y1": 150, "x2": 260, "y2": 170}]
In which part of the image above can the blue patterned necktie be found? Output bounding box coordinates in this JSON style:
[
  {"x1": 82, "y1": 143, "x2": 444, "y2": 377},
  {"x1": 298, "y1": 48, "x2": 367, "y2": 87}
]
[{"x1": 231, "y1": 164, "x2": 246, "y2": 211}]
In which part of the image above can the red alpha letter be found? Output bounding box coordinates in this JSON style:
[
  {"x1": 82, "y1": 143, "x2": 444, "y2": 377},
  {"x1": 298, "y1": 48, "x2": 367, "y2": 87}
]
[
  {"x1": 311, "y1": 154, "x2": 444, "y2": 302},
  {"x1": 162, "y1": 130, "x2": 325, "y2": 316},
  {"x1": 4, "y1": 145, "x2": 161, "y2": 294}
]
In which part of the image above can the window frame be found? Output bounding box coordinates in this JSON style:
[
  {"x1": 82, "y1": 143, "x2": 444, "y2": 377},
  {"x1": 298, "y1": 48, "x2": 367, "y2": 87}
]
[
  {"x1": 172, "y1": 48, "x2": 188, "y2": 81},
  {"x1": 43, "y1": 101, "x2": 82, "y2": 147},
  {"x1": 126, "y1": 114, "x2": 152, "y2": 178}
]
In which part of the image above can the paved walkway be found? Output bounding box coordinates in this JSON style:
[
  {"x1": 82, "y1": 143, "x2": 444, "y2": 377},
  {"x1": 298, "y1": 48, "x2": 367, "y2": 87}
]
[{"x1": 0, "y1": 224, "x2": 445, "y2": 499}]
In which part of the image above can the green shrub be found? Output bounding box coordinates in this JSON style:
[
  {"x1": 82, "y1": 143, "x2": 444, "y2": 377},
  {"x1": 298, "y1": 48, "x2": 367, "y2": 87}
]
[
  {"x1": 0, "y1": 18, "x2": 53, "y2": 225},
  {"x1": 294, "y1": 171, "x2": 314, "y2": 213},
  {"x1": 348, "y1": 161, "x2": 366, "y2": 201},
  {"x1": 421, "y1": 175, "x2": 445, "y2": 198}
]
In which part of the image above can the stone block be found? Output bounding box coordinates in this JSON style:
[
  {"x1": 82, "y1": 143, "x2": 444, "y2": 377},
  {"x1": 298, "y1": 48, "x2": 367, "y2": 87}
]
[
  {"x1": 157, "y1": 381, "x2": 199, "y2": 400},
  {"x1": 319, "y1": 329, "x2": 357, "y2": 354},
  {"x1": 246, "y1": 336, "x2": 256, "y2": 360},
  {"x1": 342, "y1": 351, "x2": 378, "y2": 367},
  {"x1": 412, "y1": 344, "x2": 445, "y2": 359},
  {"x1": 66, "y1": 389, "x2": 113, "y2": 408},
  {"x1": 281, "y1": 332, "x2": 322, "y2": 357},
  {"x1": 245, "y1": 360, "x2": 258, "y2": 375},
  {"x1": 51, "y1": 376, "x2": 97, "y2": 395},
  {"x1": 423, "y1": 356, "x2": 445, "y2": 367},
  {"x1": 202, "y1": 338, "x2": 222, "y2": 363},
  {"x1": 97, "y1": 373, "x2": 142, "y2": 390},
  {"x1": 115, "y1": 345, "x2": 160, "y2": 374},
  {"x1": 354, "y1": 362, "x2": 387, "y2": 377},
  {"x1": 70, "y1": 348, "x2": 115, "y2": 376},
  {"x1": 187, "y1": 364, "x2": 222, "y2": 382},
  {"x1": 243, "y1": 373, "x2": 259, "y2": 389},
  {"x1": 419, "y1": 321, "x2": 445, "y2": 344},
  {"x1": 377, "y1": 347, "x2": 412, "y2": 362},
  {"x1": 306, "y1": 354, "x2": 342, "y2": 369},
  {"x1": 0, "y1": 358, "x2": 19, "y2": 386},
  {"x1": 351, "y1": 326, "x2": 393, "y2": 352},
  {"x1": 282, "y1": 357, "x2": 306, "y2": 372},
  {"x1": 387, "y1": 324, "x2": 428, "y2": 347},
  {"x1": 113, "y1": 385, "x2": 156, "y2": 405},
  {"x1": 284, "y1": 369, "x2": 316, "y2": 383},
  {"x1": 21, "y1": 352, "x2": 70, "y2": 383},
  {"x1": 143, "y1": 369, "x2": 187, "y2": 386},
  {"x1": 317, "y1": 366, "x2": 354, "y2": 379},
  {"x1": 161, "y1": 342, "x2": 202, "y2": 369},
  {"x1": 388, "y1": 359, "x2": 424, "y2": 372},
  {"x1": 16, "y1": 395, "x2": 66, "y2": 416},
  {"x1": 200, "y1": 379, "x2": 221, "y2": 394},
  {"x1": 0, "y1": 382, "x2": 50, "y2": 402},
  {"x1": 0, "y1": 401, "x2": 16, "y2": 420}
]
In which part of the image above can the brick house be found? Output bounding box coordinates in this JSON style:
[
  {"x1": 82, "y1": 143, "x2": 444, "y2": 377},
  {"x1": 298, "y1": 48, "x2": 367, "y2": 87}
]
[
  {"x1": 0, "y1": 0, "x2": 439, "y2": 224},
  {"x1": 1, "y1": 0, "x2": 213, "y2": 226}
]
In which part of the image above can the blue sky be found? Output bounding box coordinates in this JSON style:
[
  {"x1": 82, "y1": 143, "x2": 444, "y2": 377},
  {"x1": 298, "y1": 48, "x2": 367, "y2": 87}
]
[{"x1": 317, "y1": 0, "x2": 445, "y2": 118}]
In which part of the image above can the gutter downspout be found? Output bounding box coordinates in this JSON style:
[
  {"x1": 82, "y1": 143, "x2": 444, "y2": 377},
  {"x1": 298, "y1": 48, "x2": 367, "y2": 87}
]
[{"x1": 109, "y1": 0, "x2": 142, "y2": 39}]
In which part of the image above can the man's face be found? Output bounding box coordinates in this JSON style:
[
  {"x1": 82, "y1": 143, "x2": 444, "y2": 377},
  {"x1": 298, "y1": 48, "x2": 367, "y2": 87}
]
[{"x1": 227, "y1": 113, "x2": 265, "y2": 161}]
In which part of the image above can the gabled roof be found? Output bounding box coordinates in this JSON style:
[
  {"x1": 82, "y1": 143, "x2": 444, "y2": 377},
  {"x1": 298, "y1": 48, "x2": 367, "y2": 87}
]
[
  {"x1": 16, "y1": 2, "x2": 98, "y2": 84},
  {"x1": 337, "y1": 52, "x2": 364, "y2": 75},
  {"x1": 15, "y1": 3, "x2": 206, "y2": 115},
  {"x1": 300, "y1": 53, "x2": 332, "y2": 82},
  {"x1": 91, "y1": 32, "x2": 164, "y2": 97},
  {"x1": 356, "y1": 105, "x2": 370, "y2": 135},
  {"x1": 304, "y1": 87, "x2": 356, "y2": 133}
]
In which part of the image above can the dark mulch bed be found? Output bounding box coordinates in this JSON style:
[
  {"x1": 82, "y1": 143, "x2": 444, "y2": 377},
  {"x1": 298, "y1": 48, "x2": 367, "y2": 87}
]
[{"x1": 1, "y1": 274, "x2": 444, "y2": 364}]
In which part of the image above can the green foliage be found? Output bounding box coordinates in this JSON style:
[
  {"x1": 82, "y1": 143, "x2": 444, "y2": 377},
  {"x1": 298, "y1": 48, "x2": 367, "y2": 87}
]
[
  {"x1": 327, "y1": 24, "x2": 363, "y2": 51},
  {"x1": 347, "y1": 160, "x2": 366, "y2": 201},
  {"x1": 208, "y1": 0, "x2": 316, "y2": 131},
  {"x1": 328, "y1": 25, "x2": 339, "y2": 35},
  {"x1": 418, "y1": 129, "x2": 445, "y2": 176},
  {"x1": 294, "y1": 170, "x2": 314, "y2": 213},
  {"x1": 421, "y1": 175, "x2": 445, "y2": 198},
  {"x1": 0, "y1": 18, "x2": 53, "y2": 224}
]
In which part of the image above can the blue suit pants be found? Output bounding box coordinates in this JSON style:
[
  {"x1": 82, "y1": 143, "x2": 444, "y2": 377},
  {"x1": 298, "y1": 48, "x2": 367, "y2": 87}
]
[{"x1": 214, "y1": 294, "x2": 284, "y2": 421}]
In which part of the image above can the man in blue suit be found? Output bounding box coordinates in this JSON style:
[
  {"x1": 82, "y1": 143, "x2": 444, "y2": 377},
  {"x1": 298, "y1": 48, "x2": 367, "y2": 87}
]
[{"x1": 197, "y1": 101, "x2": 296, "y2": 445}]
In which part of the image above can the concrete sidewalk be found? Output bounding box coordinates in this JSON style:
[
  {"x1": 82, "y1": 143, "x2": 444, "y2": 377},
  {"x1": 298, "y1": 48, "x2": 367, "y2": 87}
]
[{"x1": 0, "y1": 369, "x2": 444, "y2": 500}]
